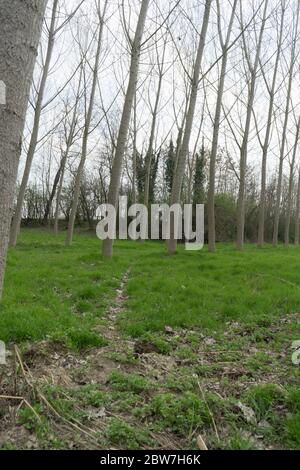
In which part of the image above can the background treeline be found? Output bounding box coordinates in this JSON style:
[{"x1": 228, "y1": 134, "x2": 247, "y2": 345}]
[{"x1": 21, "y1": 139, "x2": 293, "y2": 244}]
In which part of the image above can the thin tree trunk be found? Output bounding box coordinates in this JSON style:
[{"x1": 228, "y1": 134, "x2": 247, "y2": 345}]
[
  {"x1": 208, "y1": 0, "x2": 237, "y2": 253},
  {"x1": 0, "y1": 0, "x2": 47, "y2": 297},
  {"x1": 102, "y1": 0, "x2": 150, "y2": 258},
  {"x1": 53, "y1": 154, "x2": 67, "y2": 235},
  {"x1": 66, "y1": 1, "x2": 107, "y2": 246},
  {"x1": 43, "y1": 159, "x2": 64, "y2": 224},
  {"x1": 168, "y1": 0, "x2": 212, "y2": 255},
  {"x1": 284, "y1": 115, "x2": 300, "y2": 246},
  {"x1": 273, "y1": 1, "x2": 299, "y2": 246},
  {"x1": 236, "y1": 0, "x2": 268, "y2": 250},
  {"x1": 187, "y1": 117, "x2": 203, "y2": 203},
  {"x1": 295, "y1": 166, "x2": 300, "y2": 245},
  {"x1": 132, "y1": 91, "x2": 137, "y2": 205},
  {"x1": 144, "y1": 40, "x2": 167, "y2": 210},
  {"x1": 9, "y1": 0, "x2": 58, "y2": 247},
  {"x1": 257, "y1": 2, "x2": 285, "y2": 247}
]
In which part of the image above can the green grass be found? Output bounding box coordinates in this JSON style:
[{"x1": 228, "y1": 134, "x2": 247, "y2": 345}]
[
  {"x1": 108, "y1": 371, "x2": 152, "y2": 393},
  {"x1": 1, "y1": 229, "x2": 300, "y2": 450},
  {"x1": 0, "y1": 229, "x2": 129, "y2": 349},
  {"x1": 121, "y1": 242, "x2": 300, "y2": 336},
  {"x1": 105, "y1": 418, "x2": 152, "y2": 449},
  {"x1": 2, "y1": 229, "x2": 300, "y2": 347}
]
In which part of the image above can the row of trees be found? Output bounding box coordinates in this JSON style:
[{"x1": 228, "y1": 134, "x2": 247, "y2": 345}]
[
  {"x1": 20, "y1": 138, "x2": 300, "y2": 243},
  {"x1": 1, "y1": 0, "x2": 300, "y2": 297}
]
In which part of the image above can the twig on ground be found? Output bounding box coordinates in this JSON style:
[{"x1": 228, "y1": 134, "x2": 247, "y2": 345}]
[
  {"x1": 0, "y1": 395, "x2": 24, "y2": 401},
  {"x1": 197, "y1": 435, "x2": 208, "y2": 450},
  {"x1": 0, "y1": 395, "x2": 42, "y2": 422}
]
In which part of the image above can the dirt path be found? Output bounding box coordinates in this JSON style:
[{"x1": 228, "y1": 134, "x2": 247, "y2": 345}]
[
  {"x1": 0, "y1": 271, "x2": 183, "y2": 449},
  {"x1": 101, "y1": 270, "x2": 131, "y2": 341}
]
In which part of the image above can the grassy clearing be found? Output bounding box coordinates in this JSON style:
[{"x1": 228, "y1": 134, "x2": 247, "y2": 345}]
[
  {"x1": 0, "y1": 229, "x2": 300, "y2": 450},
  {"x1": 2, "y1": 229, "x2": 300, "y2": 344},
  {"x1": 0, "y1": 230, "x2": 129, "y2": 349},
  {"x1": 121, "y1": 241, "x2": 300, "y2": 336}
]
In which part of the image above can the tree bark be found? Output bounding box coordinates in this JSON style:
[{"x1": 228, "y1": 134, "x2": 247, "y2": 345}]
[
  {"x1": 43, "y1": 158, "x2": 64, "y2": 224},
  {"x1": 236, "y1": 0, "x2": 268, "y2": 250},
  {"x1": 0, "y1": 0, "x2": 47, "y2": 297},
  {"x1": 53, "y1": 154, "x2": 67, "y2": 235},
  {"x1": 272, "y1": 2, "x2": 299, "y2": 246},
  {"x1": 168, "y1": 0, "x2": 212, "y2": 255},
  {"x1": 9, "y1": 0, "x2": 58, "y2": 247},
  {"x1": 102, "y1": 0, "x2": 150, "y2": 258},
  {"x1": 295, "y1": 166, "x2": 300, "y2": 245},
  {"x1": 257, "y1": 2, "x2": 285, "y2": 247},
  {"x1": 207, "y1": 0, "x2": 237, "y2": 253},
  {"x1": 144, "y1": 39, "x2": 167, "y2": 210},
  {"x1": 132, "y1": 91, "x2": 138, "y2": 205},
  {"x1": 284, "y1": 115, "x2": 300, "y2": 246}
]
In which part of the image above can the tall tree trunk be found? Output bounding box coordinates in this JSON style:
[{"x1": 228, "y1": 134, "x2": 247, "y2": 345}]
[
  {"x1": 257, "y1": 1, "x2": 285, "y2": 247},
  {"x1": 273, "y1": 0, "x2": 299, "y2": 246},
  {"x1": 102, "y1": 0, "x2": 150, "y2": 258},
  {"x1": 9, "y1": 0, "x2": 58, "y2": 247},
  {"x1": 43, "y1": 159, "x2": 64, "y2": 224},
  {"x1": 144, "y1": 39, "x2": 167, "y2": 210},
  {"x1": 236, "y1": 0, "x2": 268, "y2": 250},
  {"x1": 168, "y1": 0, "x2": 212, "y2": 255},
  {"x1": 0, "y1": 0, "x2": 47, "y2": 298},
  {"x1": 187, "y1": 118, "x2": 203, "y2": 204},
  {"x1": 207, "y1": 0, "x2": 237, "y2": 253},
  {"x1": 295, "y1": 166, "x2": 300, "y2": 245},
  {"x1": 53, "y1": 154, "x2": 67, "y2": 235},
  {"x1": 284, "y1": 115, "x2": 300, "y2": 246},
  {"x1": 66, "y1": 1, "x2": 107, "y2": 246},
  {"x1": 132, "y1": 91, "x2": 138, "y2": 205}
]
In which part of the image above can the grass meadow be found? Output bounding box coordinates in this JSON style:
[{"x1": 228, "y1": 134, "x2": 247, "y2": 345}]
[{"x1": 0, "y1": 229, "x2": 300, "y2": 450}]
